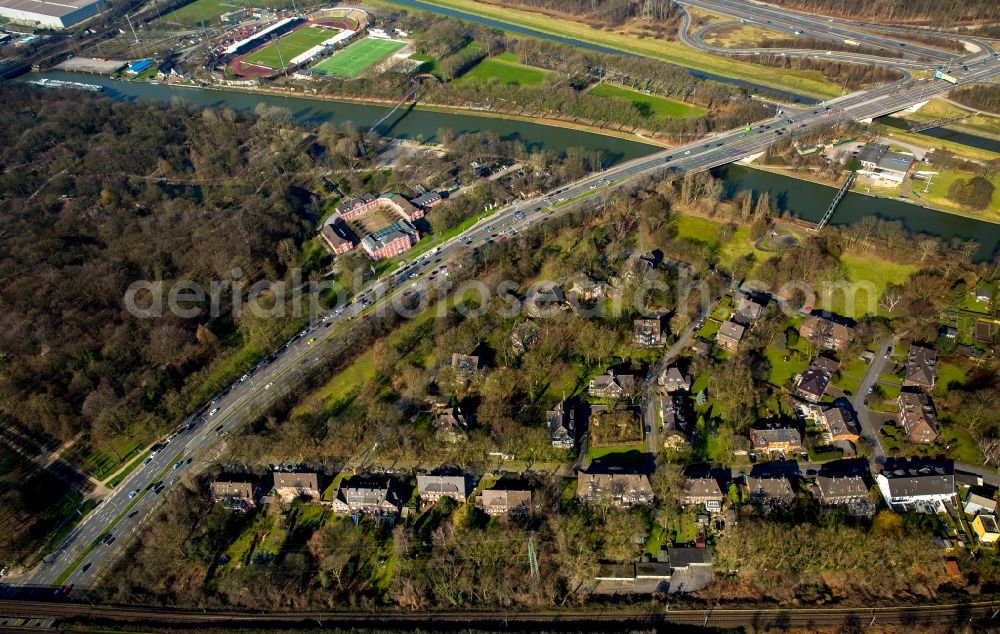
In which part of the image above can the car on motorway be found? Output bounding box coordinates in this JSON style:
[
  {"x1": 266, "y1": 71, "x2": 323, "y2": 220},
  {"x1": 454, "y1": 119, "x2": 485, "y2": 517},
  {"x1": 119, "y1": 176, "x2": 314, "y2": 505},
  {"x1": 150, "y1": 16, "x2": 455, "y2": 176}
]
[
  {"x1": 307, "y1": 338, "x2": 316, "y2": 345},
  {"x1": 513, "y1": 210, "x2": 525, "y2": 220},
  {"x1": 173, "y1": 460, "x2": 184, "y2": 470},
  {"x1": 129, "y1": 488, "x2": 140, "y2": 499},
  {"x1": 55, "y1": 584, "x2": 74, "y2": 597},
  {"x1": 683, "y1": 150, "x2": 691, "y2": 155},
  {"x1": 209, "y1": 407, "x2": 219, "y2": 416},
  {"x1": 214, "y1": 424, "x2": 224, "y2": 433}
]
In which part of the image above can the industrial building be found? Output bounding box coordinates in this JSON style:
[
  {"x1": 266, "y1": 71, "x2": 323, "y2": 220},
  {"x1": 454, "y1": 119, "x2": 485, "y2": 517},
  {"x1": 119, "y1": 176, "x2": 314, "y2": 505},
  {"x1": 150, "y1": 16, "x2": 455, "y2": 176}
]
[{"x1": 0, "y1": 0, "x2": 101, "y2": 28}]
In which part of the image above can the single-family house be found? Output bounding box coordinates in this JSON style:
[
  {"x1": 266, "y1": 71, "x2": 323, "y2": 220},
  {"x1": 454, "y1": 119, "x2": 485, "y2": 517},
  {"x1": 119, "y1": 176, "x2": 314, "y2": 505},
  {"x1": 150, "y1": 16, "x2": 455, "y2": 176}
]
[
  {"x1": 475, "y1": 489, "x2": 532, "y2": 516},
  {"x1": 510, "y1": 320, "x2": 540, "y2": 355},
  {"x1": 745, "y1": 475, "x2": 795, "y2": 505},
  {"x1": 546, "y1": 400, "x2": 576, "y2": 450},
  {"x1": 330, "y1": 481, "x2": 402, "y2": 516},
  {"x1": 416, "y1": 475, "x2": 468, "y2": 504},
  {"x1": 904, "y1": 345, "x2": 937, "y2": 389},
  {"x1": 273, "y1": 472, "x2": 321, "y2": 502},
  {"x1": 693, "y1": 339, "x2": 714, "y2": 358},
  {"x1": 588, "y1": 370, "x2": 637, "y2": 400},
  {"x1": 634, "y1": 317, "x2": 666, "y2": 347},
  {"x1": 815, "y1": 474, "x2": 868, "y2": 505},
  {"x1": 682, "y1": 477, "x2": 725, "y2": 512},
  {"x1": 576, "y1": 472, "x2": 653, "y2": 507},
  {"x1": 800, "y1": 314, "x2": 854, "y2": 352},
  {"x1": 567, "y1": 274, "x2": 605, "y2": 303},
  {"x1": 898, "y1": 390, "x2": 939, "y2": 444},
  {"x1": 965, "y1": 485, "x2": 997, "y2": 516},
  {"x1": 733, "y1": 294, "x2": 767, "y2": 325},
  {"x1": 659, "y1": 367, "x2": 690, "y2": 393},
  {"x1": 796, "y1": 356, "x2": 839, "y2": 403},
  {"x1": 749, "y1": 427, "x2": 802, "y2": 455},
  {"x1": 451, "y1": 353, "x2": 481, "y2": 376},
  {"x1": 433, "y1": 405, "x2": 469, "y2": 444},
  {"x1": 662, "y1": 393, "x2": 692, "y2": 438},
  {"x1": 973, "y1": 514, "x2": 1000, "y2": 545},
  {"x1": 817, "y1": 406, "x2": 860, "y2": 444},
  {"x1": 876, "y1": 461, "x2": 954, "y2": 513},
  {"x1": 716, "y1": 320, "x2": 746, "y2": 352},
  {"x1": 975, "y1": 284, "x2": 993, "y2": 304},
  {"x1": 210, "y1": 481, "x2": 258, "y2": 510},
  {"x1": 526, "y1": 282, "x2": 568, "y2": 315}
]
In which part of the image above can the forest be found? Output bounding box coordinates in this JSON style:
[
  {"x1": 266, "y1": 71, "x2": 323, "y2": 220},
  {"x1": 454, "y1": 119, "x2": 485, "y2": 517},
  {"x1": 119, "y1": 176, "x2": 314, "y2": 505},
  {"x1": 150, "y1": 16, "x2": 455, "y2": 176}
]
[{"x1": 949, "y1": 85, "x2": 1000, "y2": 114}]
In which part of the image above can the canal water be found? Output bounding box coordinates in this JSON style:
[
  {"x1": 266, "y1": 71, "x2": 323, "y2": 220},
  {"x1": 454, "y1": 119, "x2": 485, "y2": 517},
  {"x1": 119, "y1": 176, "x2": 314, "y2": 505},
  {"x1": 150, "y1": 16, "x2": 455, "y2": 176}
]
[
  {"x1": 386, "y1": 0, "x2": 820, "y2": 104},
  {"x1": 14, "y1": 72, "x2": 1000, "y2": 260},
  {"x1": 877, "y1": 116, "x2": 1000, "y2": 154}
]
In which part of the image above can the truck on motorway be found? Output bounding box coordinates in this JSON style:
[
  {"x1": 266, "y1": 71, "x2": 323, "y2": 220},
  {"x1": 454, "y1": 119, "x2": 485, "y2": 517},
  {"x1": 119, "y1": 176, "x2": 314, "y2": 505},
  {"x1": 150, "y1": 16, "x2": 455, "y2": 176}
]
[
  {"x1": 934, "y1": 70, "x2": 958, "y2": 84},
  {"x1": 843, "y1": 39, "x2": 860, "y2": 46}
]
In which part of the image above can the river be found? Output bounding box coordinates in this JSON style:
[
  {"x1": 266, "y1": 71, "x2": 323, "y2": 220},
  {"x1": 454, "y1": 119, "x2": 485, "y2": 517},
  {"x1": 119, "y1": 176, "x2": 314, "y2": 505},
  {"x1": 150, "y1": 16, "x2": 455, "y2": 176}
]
[
  {"x1": 877, "y1": 116, "x2": 1000, "y2": 154},
  {"x1": 14, "y1": 72, "x2": 1000, "y2": 260},
  {"x1": 385, "y1": 0, "x2": 819, "y2": 105}
]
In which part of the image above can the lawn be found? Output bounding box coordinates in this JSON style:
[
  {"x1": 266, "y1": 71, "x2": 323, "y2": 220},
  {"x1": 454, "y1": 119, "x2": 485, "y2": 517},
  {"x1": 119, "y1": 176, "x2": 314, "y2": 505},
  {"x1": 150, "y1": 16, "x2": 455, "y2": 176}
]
[
  {"x1": 939, "y1": 425, "x2": 983, "y2": 465},
  {"x1": 919, "y1": 168, "x2": 1000, "y2": 223},
  {"x1": 764, "y1": 342, "x2": 809, "y2": 389},
  {"x1": 457, "y1": 53, "x2": 551, "y2": 86},
  {"x1": 243, "y1": 26, "x2": 339, "y2": 70},
  {"x1": 160, "y1": 0, "x2": 294, "y2": 25},
  {"x1": 379, "y1": 0, "x2": 842, "y2": 98},
  {"x1": 834, "y1": 357, "x2": 868, "y2": 395},
  {"x1": 701, "y1": 22, "x2": 792, "y2": 48},
  {"x1": 818, "y1": 253, "x2": 916, "y2": 318},
  {"x1": 588, "y1": 443, "x2": 646, "y2": 461},
  {"x1": 312, "y1": 38, "x2": 406, "y2": 78},
  {"x1": 590, "y1": 83, "x2": 705, "y2": 118},
  {"x1": 671, "y1": 214, "x2": 760, "y2": 271}
]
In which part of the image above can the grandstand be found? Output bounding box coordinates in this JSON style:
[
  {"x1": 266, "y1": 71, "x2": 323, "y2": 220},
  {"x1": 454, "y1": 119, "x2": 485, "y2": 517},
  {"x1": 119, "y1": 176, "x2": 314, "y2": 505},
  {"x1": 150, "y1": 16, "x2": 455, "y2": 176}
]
[
  {"x1": 242, "y1": 24, "x2": 341, "y2": 70},
  {"x1": 307, "y1": 6, "x2": 368, "y2": 30}
]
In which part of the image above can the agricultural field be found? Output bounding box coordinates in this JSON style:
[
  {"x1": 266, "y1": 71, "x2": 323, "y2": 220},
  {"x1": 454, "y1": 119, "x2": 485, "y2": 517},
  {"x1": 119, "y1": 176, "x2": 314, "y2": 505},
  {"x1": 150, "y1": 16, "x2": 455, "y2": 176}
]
[
  {"x1": 243, "y1": 25, "x2": 339, "y2": 70},
  {"x1": 590, "y1": 83, "x2": 705, "y2": 118},
  {"x1": 457, "y1": 52, "x2": 551, "y2": 86},
  {"x1": 311, "y1": 38, "x2": 406, "y2": 78}
]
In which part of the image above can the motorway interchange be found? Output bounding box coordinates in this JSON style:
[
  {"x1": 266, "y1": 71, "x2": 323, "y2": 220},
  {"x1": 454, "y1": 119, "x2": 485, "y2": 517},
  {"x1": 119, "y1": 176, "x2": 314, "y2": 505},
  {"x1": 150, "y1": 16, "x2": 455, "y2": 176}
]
[{"x1": 10, "y1": 5, "x2": 1000, "y2": 597}]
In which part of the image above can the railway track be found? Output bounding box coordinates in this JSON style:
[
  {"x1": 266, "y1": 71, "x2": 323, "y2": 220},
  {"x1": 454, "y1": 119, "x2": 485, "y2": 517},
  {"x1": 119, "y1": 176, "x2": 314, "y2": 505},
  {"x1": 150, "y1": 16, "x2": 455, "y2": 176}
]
[{"x1": 0, "y1": 598, "x2": 998, "y2": 629}]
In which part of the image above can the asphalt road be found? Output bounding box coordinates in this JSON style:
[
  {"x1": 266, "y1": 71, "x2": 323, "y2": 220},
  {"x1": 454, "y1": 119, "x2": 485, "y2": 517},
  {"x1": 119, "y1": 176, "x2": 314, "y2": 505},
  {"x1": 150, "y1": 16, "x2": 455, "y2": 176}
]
[
  {"x1": 10, "y1": 46, "x2": 1000, "y2": 595},
  {"x1": 678, "y1": 0, "x2": 994, "y2": 63},
  {"x1": 849, "y1": 337, "x2": 894, "y2": 463}
]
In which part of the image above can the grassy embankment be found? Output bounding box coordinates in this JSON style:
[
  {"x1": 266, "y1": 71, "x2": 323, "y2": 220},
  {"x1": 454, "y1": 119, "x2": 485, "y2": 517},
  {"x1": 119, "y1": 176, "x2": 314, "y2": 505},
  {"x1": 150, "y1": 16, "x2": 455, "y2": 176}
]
[
  {"x1": 458, "y1": 52, "x2": 552, "y2": 85},
  {"x1": 589, "y1": 83, "x2": 705, "y2": 118},
  {"x1": 381, "y1": 0, "x2": 843, "y2": 99}
]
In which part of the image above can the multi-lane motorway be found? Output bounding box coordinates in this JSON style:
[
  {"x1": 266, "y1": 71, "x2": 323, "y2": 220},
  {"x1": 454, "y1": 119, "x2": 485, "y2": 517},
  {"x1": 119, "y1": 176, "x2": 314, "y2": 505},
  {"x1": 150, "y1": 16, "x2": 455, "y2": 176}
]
[{"x1": 8, "y1": 8, "x2": 1000, "y2": 598}]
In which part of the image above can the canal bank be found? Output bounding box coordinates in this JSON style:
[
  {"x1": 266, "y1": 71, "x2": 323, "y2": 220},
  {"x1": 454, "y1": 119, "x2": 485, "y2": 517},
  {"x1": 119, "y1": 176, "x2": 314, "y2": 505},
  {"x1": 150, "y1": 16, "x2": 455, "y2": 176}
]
[{"x1": 12, "y1": 72, "x2": 1000, "y2": 260}]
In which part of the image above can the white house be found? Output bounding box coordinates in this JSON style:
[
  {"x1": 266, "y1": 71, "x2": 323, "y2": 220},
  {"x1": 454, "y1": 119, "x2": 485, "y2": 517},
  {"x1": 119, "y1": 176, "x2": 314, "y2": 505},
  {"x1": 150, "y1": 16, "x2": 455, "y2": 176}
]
[{"x1": 876, "y1": 464, "x2": 954, "y2": 513}]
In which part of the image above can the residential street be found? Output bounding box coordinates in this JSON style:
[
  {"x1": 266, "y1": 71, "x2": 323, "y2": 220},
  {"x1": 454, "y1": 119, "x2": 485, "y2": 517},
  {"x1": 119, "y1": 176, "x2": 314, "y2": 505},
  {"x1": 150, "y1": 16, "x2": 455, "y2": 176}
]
[{"x1": 848, "y1": 337, "x2": 895, "y2": 464}]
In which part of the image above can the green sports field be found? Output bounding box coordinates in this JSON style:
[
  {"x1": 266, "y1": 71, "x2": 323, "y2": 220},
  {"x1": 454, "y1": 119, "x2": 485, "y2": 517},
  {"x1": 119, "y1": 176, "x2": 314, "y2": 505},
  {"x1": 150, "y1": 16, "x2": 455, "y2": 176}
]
[
  {"x1": 311, "y1": 38, "x2": 406, "y2": 78},
  {"x1": 243, "y1": 25, "x2": 339, "y2": 70}
]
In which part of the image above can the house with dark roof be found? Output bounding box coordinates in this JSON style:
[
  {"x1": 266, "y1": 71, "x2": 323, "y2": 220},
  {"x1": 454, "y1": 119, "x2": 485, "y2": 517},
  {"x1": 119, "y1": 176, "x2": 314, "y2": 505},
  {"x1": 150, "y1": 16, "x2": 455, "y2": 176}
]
[
  {"x1": 576, "y1": 472, "x2": 653, "y2": 507},
  {"x1": 898, "y1": 389, "x2": 938, "y2": 444},
  {"x1": 692, "y1": 339, "x2": 714, "y2": 357},
  {"x1": 814, "y1": 474, "x2": 868, "y2": 505},
  {"x1": 857, "y1": 142, "x2": 915, "y2": 184},
  {"x1": 716, "y1": 320, "x2": 745, "y2": 352},
  {"x1": 451, "y1": 353, "x2": 481, "y2": 376},
  {"x1": 416, "y1": 475, "x2": 468, "y2": 503},
  {"x1": 876, "y1": 460, "x2": 955, "y2": 513},
  {"x1": 319, "y1": 216, "x2": 356, "y2": 256},
  {"x1": 409, "y1": 191, "x2": 442, "y2": 209},
  {"x1": 588, "y1": 370, "x2": 637, "y2": 400},
  {"x1": 964, "y1": 485, "x2": 997, "y2": 516},
  {"x1": 475, "y1": 489, "x2": 532, "y2": 516},
  {"x1": 817, "y1": 406, "x2": 860, "y2": 444},
  {"x1": 526, "y1": 282, "x2": 568, "y2": 316},
  {"x1": 433, "y1": 405, "x2": 469, "y2": 444},
  {"x1": 634, "y1": 317, "x2": 666, "y2": 347},
  {"x1": 546, "y1": 400, "x2": 576, "y2": 450},
  {"x1": 904, "y1": 345, "x2": 937, "y2": 389},
  {"x1": 681, "y1": 477, "x2": 725, "y2": 512},
  {"x1": 662, "y1": 393, "x2": 692, "y2": 438},
  {"x1": 749, "y1": 427, "x2": 802, "y2": 455},
  {"x1": 658, "y1": 367, "x2": 689, "y2": 393},
  {"x1": 733, "y1": 293, "x2": 767, "y2": 325},
  {"x1": 210, "y1": 481, "x2": 258, "y2": 510},
  {"x1": 796, "y1": 356, "x2": 839, "y2": 402},
  {"x1": 273, "y1": 472, "x2": 321, "y2": 502},
  {"x1": 745, "y1": 475, "x2": 795, "y2": 505},
  {"x1": 330, "y1": 481, "x2": 402, "y2": 516}
]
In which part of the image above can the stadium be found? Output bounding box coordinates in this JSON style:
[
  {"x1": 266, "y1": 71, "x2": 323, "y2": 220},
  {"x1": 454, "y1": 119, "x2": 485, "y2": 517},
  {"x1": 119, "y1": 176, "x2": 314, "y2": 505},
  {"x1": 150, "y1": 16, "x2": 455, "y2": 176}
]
[{"x1": 228, "y1": 7, "x2": 370, "y2": 77}]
